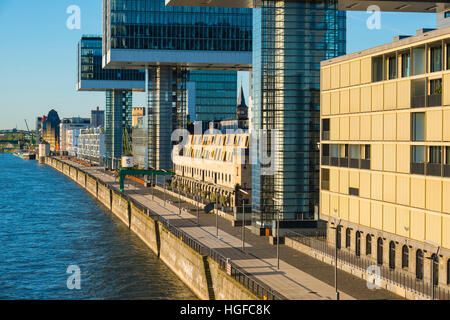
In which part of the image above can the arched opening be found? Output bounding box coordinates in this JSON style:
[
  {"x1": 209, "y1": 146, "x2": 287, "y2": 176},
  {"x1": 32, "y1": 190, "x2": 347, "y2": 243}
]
[
  {"x1": 431, "y1": 254, "x2": 439, "y2": 286},
  {"x1": 336, "y1": 226, "x2": 341, "y2": 250},
  {"x1": 416, "y1": 250, "x2": 424, "y2": 280},
  {"x1": 402, "y1": 245, "x2": 409, "y2": 269},
  {"x1": 447, "y1": 259, "x2": 450, "y2": 285},
  {"x1": 389, "y1": 241, "x2": 396, "y2": 269},
  {"x1": 355, "y1": 231, "x2": 361, "y2": 257},
  {"x1": 366, "y1": 234, "x2": 372, "y2": 255},
  {"x1": 345, "y1": 228, "x2": 351, "y2": 248},
  {"x1": 377, "y1": 238, "x2": 383, "y2": 265}
]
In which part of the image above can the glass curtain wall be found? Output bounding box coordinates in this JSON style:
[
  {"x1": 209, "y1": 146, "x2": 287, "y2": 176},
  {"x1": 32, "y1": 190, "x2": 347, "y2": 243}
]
[{"x1": 251, "y1": 0, "x2": 346, "y2": 228}]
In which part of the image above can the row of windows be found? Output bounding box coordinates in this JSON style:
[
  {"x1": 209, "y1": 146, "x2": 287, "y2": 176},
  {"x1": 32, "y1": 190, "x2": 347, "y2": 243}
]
[
  {"x1": 175, "y1": 165, "x2": 233, "y2": 184},
  {"x1": 338, "y1": 228, "x2": 448, "y2": 285}
]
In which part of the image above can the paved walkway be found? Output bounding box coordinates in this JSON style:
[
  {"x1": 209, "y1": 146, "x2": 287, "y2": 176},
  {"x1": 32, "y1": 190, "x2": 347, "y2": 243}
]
[{"x1": 57, "y1": 158, "x2": 402, "y2": 300}]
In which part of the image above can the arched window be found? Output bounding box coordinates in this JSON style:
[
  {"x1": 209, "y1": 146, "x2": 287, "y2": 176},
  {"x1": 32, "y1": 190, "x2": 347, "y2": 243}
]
[
  {"x1": 447, "y1": 259, "x2": 450, "y2": 285},
  {"x1": 355, "y1": 231, "x2": 361, "y2": 257},
  {"x1": 377, "y1": 238, "x2": 383, "y2": 265},
  {"x1": 416, "y1": 250, "x2": 424, "y2": 280},
  {"x1": 336, "y1": 226, "x2": 341, "y2": 250},
  {"x1": 431, "y1": 254, "x2": 439, "y2": 286},
  {"x1": 345, "y1": 228, "x2": 351, "y2": 248},
  {"x1": 402, "y1": 245, "x2": 409, "y2": 269},
  {"x1": 366, "y1": 234, "x2": 372, "y2": 255},
  {"x1": 389, "y1": 241, "x2": 396, "y2": 269}
]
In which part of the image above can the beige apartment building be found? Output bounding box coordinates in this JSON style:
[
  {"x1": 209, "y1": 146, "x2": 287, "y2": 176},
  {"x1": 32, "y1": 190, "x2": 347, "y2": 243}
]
[
  {"x1": 172, "y1": 132, "x2": 251, "y2": 208},
  {"x1": 320, "y1": 27, "x2": 450, "y2": 288}
]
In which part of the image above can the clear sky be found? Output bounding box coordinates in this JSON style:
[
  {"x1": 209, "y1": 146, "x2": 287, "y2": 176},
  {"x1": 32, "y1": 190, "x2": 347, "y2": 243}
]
[{"x1": 0, "y1": 1, "x2": 436, "y2": 130}]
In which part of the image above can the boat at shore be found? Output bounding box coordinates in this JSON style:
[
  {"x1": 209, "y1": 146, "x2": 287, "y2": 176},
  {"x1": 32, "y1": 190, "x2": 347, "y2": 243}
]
[{"x1": 13, "y1": 151, "x2": 36, "y2": 160}]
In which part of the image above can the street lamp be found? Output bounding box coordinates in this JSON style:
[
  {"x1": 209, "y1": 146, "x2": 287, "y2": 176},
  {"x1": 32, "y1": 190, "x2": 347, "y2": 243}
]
[
  {"x1": 330, "y1": 210, "x2": 341, "y2": 301},
  {"x1": 207, "y1": 182, "x2": 221, "y2": 238},
  {"x1": 424, "y1": 239, "x2": 440, "y2": 300},
  {"x1": 238, "y1": 188, "x2": 249, "y2": 252},
  {"x1": 272, "y1": 198, "x2": 282, "y2": 270}
]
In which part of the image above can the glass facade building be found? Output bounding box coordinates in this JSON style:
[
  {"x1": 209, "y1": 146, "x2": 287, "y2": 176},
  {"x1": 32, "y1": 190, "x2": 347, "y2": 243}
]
[
  {"x1": 103, "y1": 0, "x2": 252, "y2": 55},
  {"x1": 251, "y1": 0, "x2": 346, "y2": 229},
  {"x1": 187, "y1": 70, "x2": 238, "y2": 124}
]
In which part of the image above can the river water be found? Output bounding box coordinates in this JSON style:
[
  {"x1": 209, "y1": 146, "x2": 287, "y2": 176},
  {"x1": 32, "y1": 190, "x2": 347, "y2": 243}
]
[{"x1": 0, "y1": 153, "x2": 196, "y2": 299}]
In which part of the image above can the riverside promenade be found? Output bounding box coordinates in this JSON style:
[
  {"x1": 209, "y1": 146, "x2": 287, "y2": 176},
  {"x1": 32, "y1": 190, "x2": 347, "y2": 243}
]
[{"x1": 54, "y1": 157, "x2": 401, "y2": 300}]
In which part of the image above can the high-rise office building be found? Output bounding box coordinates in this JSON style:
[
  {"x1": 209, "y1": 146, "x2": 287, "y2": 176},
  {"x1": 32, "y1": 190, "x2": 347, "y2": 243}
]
[
  {"x1": 91, "y1": 107, "x2": 105, "y2": 128},
  {"x1": 166, "y1": 0, "x2": 345, "y2": 234},
  {"x1": 102, "y1": 0, "x2": 252, "y2": 171},
  {"x1": 320, "y1": 27, "x2": 450, "y2": 289}
]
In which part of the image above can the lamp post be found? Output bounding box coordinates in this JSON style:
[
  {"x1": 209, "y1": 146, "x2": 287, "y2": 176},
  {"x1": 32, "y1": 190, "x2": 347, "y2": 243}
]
[
  {"x1": 330, "y1": 211, "x2": 341, "y2": 301},
  {"x1": 424, "y1": 240, "x2": 440, "y2": 300},
  {"x1": 161, "y1": 169, "x2": 168, "y2": 206},
  {"x1": 272, "y1": 198, "x2": 282, "y2": 270},
  {"x1": 238, "y1": 188, "x2": 249, "y2": 252}
]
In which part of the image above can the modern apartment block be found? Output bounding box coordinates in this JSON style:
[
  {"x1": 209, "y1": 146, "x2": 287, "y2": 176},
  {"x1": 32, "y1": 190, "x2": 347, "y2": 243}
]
[
  {"x1": 320, "y1": 27, "x2": 450, "y2": 288},
  {"x1": 60, "y1": 117, "x2": 91, "y2": 155},
  {"x1": 78, "y1": 127, "x2": 106, "y2": 165}
]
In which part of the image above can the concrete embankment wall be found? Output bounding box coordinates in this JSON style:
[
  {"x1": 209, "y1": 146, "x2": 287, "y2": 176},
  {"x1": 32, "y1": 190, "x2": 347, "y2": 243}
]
[{"x1": 45, "y1": 157, "x2": 257, "y2": 300}]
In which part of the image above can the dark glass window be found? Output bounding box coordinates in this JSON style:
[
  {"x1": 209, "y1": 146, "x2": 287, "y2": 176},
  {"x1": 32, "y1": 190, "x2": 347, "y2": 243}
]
[
  {"x1": 416, "y1": 250, "x2": 424, "y2": 280},
  {"x1": 431, "y1": 254, "x2": 439, "y2": 286},
  {"x1": 402, "y1": 245, "x2": 409, "y2": 269},
  {"x1": 412, "y1": 113, "x2": 425, "y2": 142},
  {"x1": 389, "y1": 241, "x2": 396, "y2": 270},
  {"x1": 372, "y1": 56, "x2": 383, "y2": 82},
  {"x1": 345, "y1": 228, "x2": 351, "y2": 248},
  {"x1": 429, "y1": 146, "x2": 442, "y2": 164},
  {"x1": 336, "y1": 226, "x2": 341, "y2": 250},
  {"x1": 447, "y1": 259, "x2": 450, "y2": 285},
  {"x1": 366, "y1": 235, "x2": 372, "y2": 255},
  {"x1": 377, "y1": 238, "x2": 383, "y2": 265},
  {"x1": 430, "y1": 46, "x2": 442, "y2": 73},
  {"x1": 355, "y1": 231, "x2": 361, "y2": 257},
  {"x1": 430, "y1": 78, "x2": 442, "y2": 95},
  {"x1": 401, "y1": 53, "x2": 410, "y2": 77},
  {"x1": 412, "y1": 146, "x2": 426, "y2": 163},
  {"x1": 388, "y1": 56, "x2": 397, "y2": 79}
]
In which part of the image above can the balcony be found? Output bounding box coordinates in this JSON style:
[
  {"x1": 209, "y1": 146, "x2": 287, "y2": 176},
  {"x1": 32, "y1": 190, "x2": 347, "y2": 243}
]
[
  {"x1": 428, "y1": 94, "x2": 442, "y2": 107},
  {"x1": 339, "y1": 158, "x2": 348, "y2": 167},
  {"x1": 426, "y1": 163, "x2": 442, "y2": 177},
  {"x1": 411, "y1": 95, "x2": 426, "y2": 108},
  {"x1": 360, "y1": 159, "x2": 371, "y2": 170},
  {"x1": 349, "y1": 158, "x2": 359, "y2": 169},
  {"x1": 330, "y1": 157, "x2": 339, "y2": 166},
  {"x1": 321, "y1": 156, "x2": 330, "y2": 166},
  {"x1": 444, "y1": 165, "x2": 450, "y2": 178},
  {"x1": 411, "y1": 162, "x2": 425, "y2": 175}
]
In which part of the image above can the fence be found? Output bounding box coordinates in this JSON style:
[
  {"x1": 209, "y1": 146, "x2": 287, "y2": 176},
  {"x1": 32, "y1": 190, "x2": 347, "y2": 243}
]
[{"x1": 285, "y1": 231, "x2": 450, "y2": 300}]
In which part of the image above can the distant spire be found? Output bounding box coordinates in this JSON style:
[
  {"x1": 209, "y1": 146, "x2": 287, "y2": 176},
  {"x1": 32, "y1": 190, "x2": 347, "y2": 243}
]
[{"x1": 238, "y1": 86, "x2": 246, "y2": 107}]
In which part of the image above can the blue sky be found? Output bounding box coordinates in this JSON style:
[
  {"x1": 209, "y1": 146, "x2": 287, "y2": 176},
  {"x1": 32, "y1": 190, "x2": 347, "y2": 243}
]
[{"x1": 0, "y1": 1, "x2": 436, "y2": 130}]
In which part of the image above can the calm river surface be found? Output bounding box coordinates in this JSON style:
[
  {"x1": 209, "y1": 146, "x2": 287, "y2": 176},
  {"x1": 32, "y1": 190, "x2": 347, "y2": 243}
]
[{"x1": 0, "y1": 153, "x2": 196, "y2": 299}]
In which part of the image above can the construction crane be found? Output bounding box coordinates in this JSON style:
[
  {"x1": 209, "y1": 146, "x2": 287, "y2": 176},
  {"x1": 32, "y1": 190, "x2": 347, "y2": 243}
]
[
  {"x1": 122, "y1": 127, "x2": 133, "y2": 157},
  {"x1": 24, "y1": 119, "x2": 35, "y2": 149}
]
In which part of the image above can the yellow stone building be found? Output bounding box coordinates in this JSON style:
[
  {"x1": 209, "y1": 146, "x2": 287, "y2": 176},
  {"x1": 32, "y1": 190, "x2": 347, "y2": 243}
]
[{"x1": 320, "y1": 27, "x2": 450, "y2": 287}]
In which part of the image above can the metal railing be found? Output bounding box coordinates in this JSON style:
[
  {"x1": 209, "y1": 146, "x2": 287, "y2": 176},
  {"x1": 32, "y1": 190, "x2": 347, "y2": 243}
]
[{"x1": 285, "y1": 231, "x2": 450, "y2": 300}]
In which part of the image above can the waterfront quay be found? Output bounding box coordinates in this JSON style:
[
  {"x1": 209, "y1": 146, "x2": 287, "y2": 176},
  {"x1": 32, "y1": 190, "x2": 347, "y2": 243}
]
[{"x1": 46, "y1": 156, "x2": 401, "y2": 300}]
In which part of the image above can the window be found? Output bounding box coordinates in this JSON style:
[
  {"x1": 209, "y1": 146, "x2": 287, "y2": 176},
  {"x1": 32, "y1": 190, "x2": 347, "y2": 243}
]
[
  {"x1": 445, "y1": 11, "x2": 450, "y2": 18},
  {"x1": 431, "y1": 254, "x2": 439, "y2": 286},
  {"x1": 447, "y1": 147, "x2": 450, "y2": 165},
  {"x1": 366, "y1": 235, "x2": 372, "y2": 255},
  {"x1": 350, "y1": 145, "x2": 361, "y2": 159},
  {"x1": 416, "y1": 250, "x2": 424, "y2": 280},
  {"x1": 402, "y1": 245, "x2": 409, "y2": 269},
  {"x1": 388, "y1": 56, "x2": 397, "y2": 79},
  {"x1": 355, "y1": 232, "x2": 361, "y2": 257},
  {"x1": 430, "y1": 46, "x2": 442, "y2": 73},
  {"x1": 412, "y1": 113, "x2": 425, "y2": 141},
  {"x1": 447, "y1": 259, "x2": 450, "y2": 285},
  {"x1": 377, "y1": 238, "x2": 383, "y2": 265},
  {"x1": 429, "y1": 146, "x2": 442, "y2": 164},
  {"x1": 389, "y1": 241, "x2": 396, "y2": 270},
  {"x1": 364, "y1": 145, "x2": 371, "y2": 160},
  {"x1": 331, "y1": 144, "x2": 339, "y2": 158},
  {"x1": 345, "y1": 228, "x2": 351, "y2": 248},
  {"x1": 401, "y1": 52, "x2": 410, "y2": 77},
  {"x1": 322, "y1": 119, "x2": 330, "y2": 140},
  {"x1": 412, "y1": 146, "x2": 426, "y2": 163},
  {"x1": 336, "y1": 226, "x2": 341, "y2": 250},
  {"x1": 372, "y1": 56, "x2": 383, "y2": 82},
  {"x1": 430, "y1": 78, "x2": 442, "y2": 95},
  {"x1": 412, "y1": 47, "x2": 425, "y2": 75}
]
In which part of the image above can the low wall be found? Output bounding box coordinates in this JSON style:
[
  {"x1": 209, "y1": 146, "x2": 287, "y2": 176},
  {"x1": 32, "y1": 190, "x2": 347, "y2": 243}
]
[
  {"x1": 285, "y1": 237, "x2": 428, "y2": 300},
  {"x1": 45, "y1": 157, "x2": 258, "y2": 301}
]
